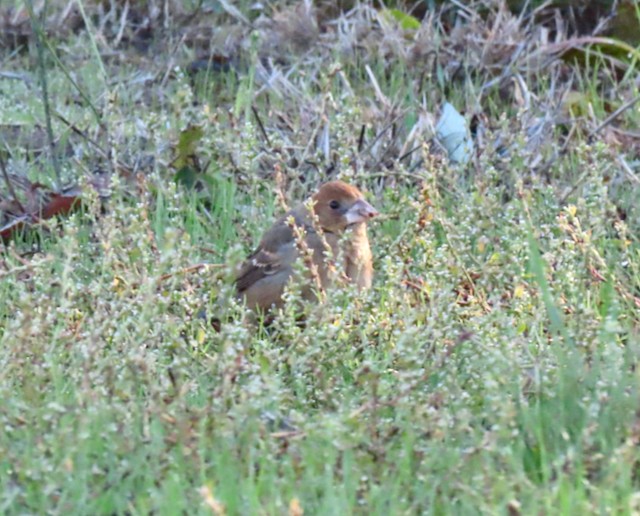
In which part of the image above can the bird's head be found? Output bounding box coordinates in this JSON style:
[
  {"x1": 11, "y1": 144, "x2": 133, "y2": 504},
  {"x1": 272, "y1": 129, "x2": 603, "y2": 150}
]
[{"x1": 312, "y1": 180, "x2": 378, "y2": 233}]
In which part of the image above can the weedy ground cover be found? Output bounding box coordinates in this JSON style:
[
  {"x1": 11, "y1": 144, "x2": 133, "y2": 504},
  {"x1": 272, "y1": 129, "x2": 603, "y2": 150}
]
[{"x1": 0, "y1": 1, "x2": 639, "y2": 514}]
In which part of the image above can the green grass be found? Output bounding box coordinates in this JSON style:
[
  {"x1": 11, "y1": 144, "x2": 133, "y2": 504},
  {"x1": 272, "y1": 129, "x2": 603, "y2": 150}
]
[{"x1": 1, "y1": 1, "x2": 640, "y2": 514}]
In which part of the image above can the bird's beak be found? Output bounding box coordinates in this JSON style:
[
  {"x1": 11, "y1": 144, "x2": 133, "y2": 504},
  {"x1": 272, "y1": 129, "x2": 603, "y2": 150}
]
[{"x1": 345, "y1": 199, "x2": 379, "y2": 225}]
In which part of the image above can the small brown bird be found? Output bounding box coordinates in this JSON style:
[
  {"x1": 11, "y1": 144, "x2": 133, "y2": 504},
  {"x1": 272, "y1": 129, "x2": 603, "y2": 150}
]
[{"x1": 236, "y1": 181, "x2": 378, "y2": 312}]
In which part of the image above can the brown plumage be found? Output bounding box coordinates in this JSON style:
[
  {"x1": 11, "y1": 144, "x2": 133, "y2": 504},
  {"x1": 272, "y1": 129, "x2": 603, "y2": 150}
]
[{"x1": 236, "y1": 181, "x2": 378, "y2": 311}]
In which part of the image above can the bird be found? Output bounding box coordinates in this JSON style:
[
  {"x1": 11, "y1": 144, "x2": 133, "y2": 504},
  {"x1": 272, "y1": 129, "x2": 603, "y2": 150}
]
[{"x1": 235, "y1": 180, "x2": 378, "y2": 312}]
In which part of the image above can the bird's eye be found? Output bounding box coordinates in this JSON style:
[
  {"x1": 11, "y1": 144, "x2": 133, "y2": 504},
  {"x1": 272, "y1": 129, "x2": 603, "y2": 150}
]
[{"x1": 329, "y1": 200, "x2": 340, "y2": 210}]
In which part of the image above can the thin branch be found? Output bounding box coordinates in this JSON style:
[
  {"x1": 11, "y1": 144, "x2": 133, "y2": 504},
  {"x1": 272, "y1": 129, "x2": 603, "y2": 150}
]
[
  {"x1": 589, "y1": 95, "x2": 640, "y2": 138},
  {"x1": 42, "y1": 38, "x2": 103, "y2": 125},
  {"x1": 360, "y1": 111, "x2": 406, "y2": 157},
  {"x1": 53, "y1": 112, "x2": 133, "y2": 177},
  {"x1": 158, "y1": 263, "x2": 224, "y2": 282},
  {"x1": 0, "y1": 151, "x2": 24, "y2": 212},
  {"x1": 25, "y1": 0, "x2": 62, "y2": 187},
  {"x1": 252, "y1": 106, "x2": 271, "y2": 146},
  {"x1": 616, "y1": 155, "x2": 640, "y2": 185},
  {"x1": 0, "y1": 255, "x2": 54, "y2": 278},
  {"x1": 398, "y1": 145, "x2": 422, "y2": 162},
  {"x1": 357, "y1": 124, "x2": 366, "y2": 152}
]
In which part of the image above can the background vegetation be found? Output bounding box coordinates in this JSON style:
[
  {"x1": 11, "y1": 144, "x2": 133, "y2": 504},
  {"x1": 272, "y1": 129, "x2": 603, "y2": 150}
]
[{"x1": 1, "y1": 0, "x2": 639, "y2": 513}]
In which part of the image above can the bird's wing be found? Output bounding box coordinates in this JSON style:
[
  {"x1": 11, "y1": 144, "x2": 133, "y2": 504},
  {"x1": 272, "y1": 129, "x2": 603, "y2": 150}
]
[{"x1": 235, "y1": 219, "x2": 296, "y2": 293}]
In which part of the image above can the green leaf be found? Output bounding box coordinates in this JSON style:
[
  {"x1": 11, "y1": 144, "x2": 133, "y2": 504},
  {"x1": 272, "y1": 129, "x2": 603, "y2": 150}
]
[
  {"x1": 174, "y1": 124, "x2": 204, "y2": 170},
  {"x1": 173, "y1": 166, "x2": 199, "y2": 189},
  {"x1": 560, "y1": 37, "x2": 640, "y2": 70},
  {"x1": 527, "y1": 232, "x2": 572, "y2": 345},
  {"x1": 385, "y1": 8, "x2": 421, "y2": 31}
]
